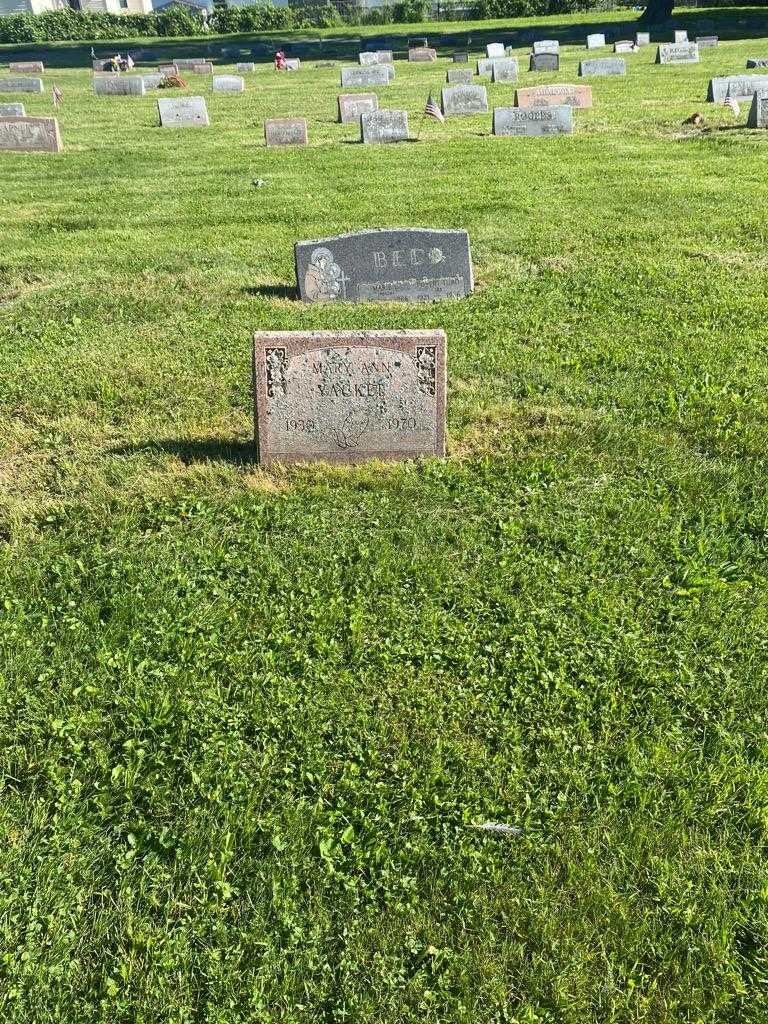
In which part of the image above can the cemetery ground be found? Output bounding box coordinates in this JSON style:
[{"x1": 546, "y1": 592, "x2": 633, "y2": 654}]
[{"x1": 1, "y1": 7, "x2": 768, "y2": 1020}]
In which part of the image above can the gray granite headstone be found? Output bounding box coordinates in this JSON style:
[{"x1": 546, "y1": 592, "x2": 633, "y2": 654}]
[
  {"x1": 515, "y1": 83, "x2": 592, "y2": 108},
  {"x1": 0, "y1": 103, "x2": 24, "y2": 116},
  {"x1": 192, "y1": 62, "x2": 214, "y2": 74},
  {"x1": 696, "y1": 36, "x2": 718, "y2": 48},
  {"x1": 441, "y1": 84, "x2": 488, "y2": 116},
  {"x1": 656, "y1": 43, "x2": 699, "y2": 64},
  {"x1": 174, "y1": 58, "x2": 207, "y2": 69},
  {"x1": 340, "y1": 64, "x2": 391, "y2": 87},
  {"x1": 493, "y1": 104, "x2": 573, "y2": 136},
  {"x1": 158, "y1": 64, "x2": 178, "y2": 76},
  {"x1": 447, "y1": 68, "x2": 474, "y2": 84},
  {"x1": 587, "y1": 33, "x2": 606, "y2": 49},
  {"x1": 294, "y1": 228, "x2": 472, "y2": 303},
  {"x1": 453, "y1": 52, "x2": 469, "y2": 62},
  {"x1": 213, "y1": 75, "x2": 245, "y2": 92},
  {"x1": 264, "y1": 117, "x2": 307, "y2": 145},
  {"x1": 360, "y1": 109, "x2": 408, "y2": 143},
  {"x1": 236, "y1": 62, "x2": 255, "y2": 72},
  {"x1": 710, "y1": 74, "x2": 768, "y2": 101},
  {"x1": 476, "y1": 59, "x2": 495, "y2": 77},
  {"x1": 530, "y1": 53, "x2": 559, "y2": 72},
  {"x1": 93, "y1": 76, "x2": 146, "y2": 96},
  {"x1": 491, "y1": 58, "x2": 518, "y2": 83},
  {"x1": 0, "y1": 78, "x2": 44, "y2": 94},
  {"x1": 579, "y1": 58, "x2": 626, "y2": 76},
  {"x1": 9, "y1": 61, "x2": 44, "y2": 73},
  {"x1": 533, "y1": 40, "x2": 559, "y2": 54},
  {"x1": 486, "y1": 42, "x2": 505, "y2": 58},
  {"x1": 0, "y1": 115, "x2": 61, "y2": 152},
  {"x1": 635, "y1": 32, "x2": 651, "y2": 46},
  {"x1": 157, "y1": 95, "x2": 209, "y2": 127},
  {"x1": 673, "y1": 29, "x2": 688, "y2": 42},
  {"x1": 141, "y1": 74, "x2": 165, "y2": 90},
  {"x1": 252, "y1": 329, "x2": 447, "y2": 465},
  {"x1": 747, "y1": 59, "x2": 768, "y2": 69},
  {"x1": 338, "y1": 92, "x2": 378, "y2": 123},
  {"x1": 614, "y1": 40, "x2": 634, "y2": 53},
  {"x1": 408, "y1": 48, "x2": 437, "y2": 62},
  {"x1": 747, "y1": 89, "x2": 768, "y2": 127}
]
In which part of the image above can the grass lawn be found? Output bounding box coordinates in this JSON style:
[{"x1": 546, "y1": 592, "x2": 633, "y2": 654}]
[{"x1": 1, "y1": 7, "x2": 768, "y2": 1021}]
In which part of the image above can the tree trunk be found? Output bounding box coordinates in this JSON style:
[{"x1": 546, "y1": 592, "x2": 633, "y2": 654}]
[{"x1": 640, "y1": 0, "x2": 674, "y2": 23}]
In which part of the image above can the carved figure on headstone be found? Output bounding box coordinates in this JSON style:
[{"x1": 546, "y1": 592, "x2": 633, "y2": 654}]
[{"x1": 304, "y1": 247, "x2": 346, "y2": 301}]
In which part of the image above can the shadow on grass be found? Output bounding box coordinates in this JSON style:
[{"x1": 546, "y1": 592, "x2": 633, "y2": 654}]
[
  {"x1": 243, "y1": 283, "x2": 295, "y2": 299},
  {"x1": 111, "y1": 438, "x2": 255, "y2": 464}
]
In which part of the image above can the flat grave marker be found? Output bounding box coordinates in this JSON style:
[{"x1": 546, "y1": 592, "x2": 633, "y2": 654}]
[
  {"x1": 265, "y1": 117, "x2": 307, "y2": 145},
  {"x1": 0, "y1": 115, "x2": 60, "y2": 152},
  {"x1": 493, "y1": 103, "x2": 572, "y2": 136},
  {"x1": 747, "y1": 59, "x2": 768, "y2": 69},
  {"x1": 157, "y1": 95, "x2": 209, "y2": 127},
  {"x1": 295, "y1": 228, "x2": 472, "y2": 303},
  {"x1": 360, "y1": 109, "x2": 408, "y2": 143},
  {"x1": 252, "y1": 329, "x2": 447, "y2": 465},
  {"x1": 0, "y1": 102, "x2": 24, "y2": 116}
]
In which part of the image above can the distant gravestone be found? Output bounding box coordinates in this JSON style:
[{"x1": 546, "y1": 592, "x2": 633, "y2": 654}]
[
  {"x1": 252, "y1": 329, "x2": 447, "y2": 465},
  {"x1": 408, "y1": 48, "x2": 437, "y2": 62},
  {"x1": 0, "y1": 78, "x2": 44, "y2": 94},
  {"x1": 441, "y1": 83, "x2": 488, "y2": 116},
  {"x1": 141, "y1": 74, "x2": 165, "y2": 90},
  {"x1": 476, "y1": 59, "x2": 495, "y2": 77},
  {"x1": 696, "y1": 36, "x2": 718, "y2": 48},
  {"x1": 294, "y1": 228, "x2": 472, "y2": 303},
  {"x1": 9, "y1": 61, "x2": 44, "y2": 73},
  {"x1": 174, "y1": 58, "x2": 207, "y2": 69},
  {"x1": 340, "y1": 65, "x2": 391, "y2": 87},
  {"x1": 587, "y1": 33, "x2": 606, "y2": 49},
  {"x1": 213, "y1": 75, "x2": 245, "y2": 92},
  {"x1": 747, "y1": 89, "x2": 768, "y2": 127},
  {"x1": 359, "y1": 51, "x2": 379, "y2": 65},
  {"x1": 447, "y1": 68, "x2": 474, "y2": 84},
  {"x1": 486, "y1": 42, "x2": 505, "y2": 58},
  {"x1": 338, "y1": 91, "x2": 378, "y2": 123},
  {"x1": 515, "y1": 83, "x2": 592, "y2": 108},
  {"x1": 493, "y1": 104, "x2": 573, "y2": 136},
  {"x1": 579, "y1": 58, "x2": 626, "y2": 76},
  {"x1": 0, "y1": 115, "x2": 61, "y2": 152},
  {"x1": 285, "y1": 59, "x2": 301, "y2": 71},
  {"x1": 158, "y1": 64, "x2": 179, "y2": 76},
  {"x1": 0, "y1": 102, "x2": 25, "y2": 116},
  {"x1": 707, "y1": 74, "x2": 768, "y2": 101},
  {"x1": 192, "y1": 62, "x2": 214, "y2": 74},
  {"x1": 747, "y1": 59, "x2": 768, "y2": 69},
  {"x1": 491, "y1": 58, "x2": 518, "y2": 82},
  {"x1": 236, "y1": 62, "x2": 256, "y2": 72},
  {"x1": 530, "y1": 53, "x2": 559, "y2": 72},
  {"x1": 409, "y1": 37, "x2": 428, "y2": 47},
  {"x1": 265, "y1": 117, "x2": 307, "y2": 145},
  {"x1": 635, "y1": 32, "x2": 651, "y2": 46},
  {"x1": 157, "y1": 95, "x2": 209, "y2": 127},
  {"x1": 614, "y1": 40, "x2": 634, "y2": 53},
  {"x1": 360, "y1": 109, "x2": 408, "y2": 143},
  {"x1": 656, "y1": 43, "x2": 699, "y2": 64},
  {"x1": 93, "y1": 76, "x2": 146, "y2": 96},
  {"x1": 453, "y1": 52, "x2": 469, "y2": 62},
  {"x1": 673, "y1": 30, "x2": 688, "y2": 42},
  {"x1": 533, "y1": 40, "x2": 559, "y2": 54}
]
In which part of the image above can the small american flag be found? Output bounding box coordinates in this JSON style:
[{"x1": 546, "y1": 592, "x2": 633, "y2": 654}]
[
  {"x1": 52, "y1": 85, "x2": 62, "y2": 108},
  {"x1": 424, "y1": 93, "x2": 444, "y2": 123}
]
